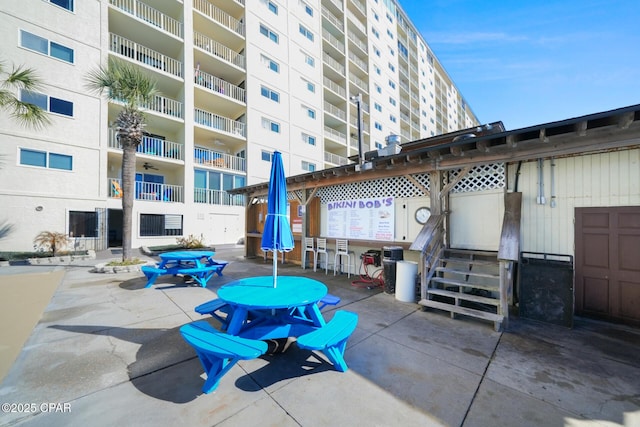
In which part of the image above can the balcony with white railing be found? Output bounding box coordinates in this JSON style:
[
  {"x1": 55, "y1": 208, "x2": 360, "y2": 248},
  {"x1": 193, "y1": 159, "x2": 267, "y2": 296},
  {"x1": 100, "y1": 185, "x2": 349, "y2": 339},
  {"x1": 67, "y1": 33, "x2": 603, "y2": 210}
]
[
  {"x1": 194, "y1": 32, "x2": 245, "y2": 70},
  {"x1": 194, "y1": 108, "x2": 246, "y2": 138},
  {"x1": 108, "y1": 178, "x2": 184, "y2": 203},
  {"x1": 110, "y1": 33, "x2": 183, "y2": 78},
  {"x1": 326, "y1": 0, "x2": 343, "y2": 11},
  {"x1": 324, "y1": 126, "x2": 347, "y2": 145},
  {"x1": 348, "y1": 51, "x2": 368, "y2": 73},
  {"x1": 322, "y1": 28, "x2": 345, "y2": 54},
  {"x1": 193, "y1": 0, "x2": 245, "y2": 37},
  {"x1": 109, "y1": 0, "x2": 183, "y2": 39},
  {"x1": 109, "y1": 129, "x2": 184, "y2": 160},
  {"x1": 146, "y1": 95, "x2": 184, "y2": 119},
  {"x1": 194, "y1": 68, "x2": 246, "y2": 104},
  {"x1": 194, "y1": 188, "x2": 244, "y2": 206},
  {"x1": 347, "y1": 30, "x2": 368, "y2": 54},
  {"x1": 324, "y1": 151, "x2": 349, "y2": 166},
  {"x1": 323, "y1": 77, "x2": 346, "y2": 98},
  {"x1": 346, "y1": 10, "x2": 366, "y2": 35},
  {"x1": 349, "y1": 73, "x2": 368, "y2": 93},
  {"x1": 350, "y1": 0, "x2": 366, "y2": 17},
  {"x1": 349, "y1": 116, "x2": 369, "y2": 133},
  {"x1": 321, "y1": 6, "x2": 343, "y2": 31},
  {"x1": 194, "y1": 147, "x2": 246, "y2": 172},
  {"x1": 323, "y1": 52, "x2": 345, "y2": 75},
  {"x1": 324, "y1": 102, "x2": 347, "y2": 121}
]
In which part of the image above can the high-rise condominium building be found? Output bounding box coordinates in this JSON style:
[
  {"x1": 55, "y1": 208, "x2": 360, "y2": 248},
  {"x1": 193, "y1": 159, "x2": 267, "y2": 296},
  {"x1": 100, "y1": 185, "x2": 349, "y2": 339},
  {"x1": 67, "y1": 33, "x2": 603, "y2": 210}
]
[{"x1": 0, "y1": 0, "x2": 478, "y2": 252}]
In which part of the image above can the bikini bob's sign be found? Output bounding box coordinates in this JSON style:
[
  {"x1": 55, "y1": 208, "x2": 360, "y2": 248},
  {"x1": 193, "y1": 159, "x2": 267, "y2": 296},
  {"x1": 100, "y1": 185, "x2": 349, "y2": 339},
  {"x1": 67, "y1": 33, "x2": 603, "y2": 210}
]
[{"x1": 327, "y1": 197, "x2": 394, "y2": 241}]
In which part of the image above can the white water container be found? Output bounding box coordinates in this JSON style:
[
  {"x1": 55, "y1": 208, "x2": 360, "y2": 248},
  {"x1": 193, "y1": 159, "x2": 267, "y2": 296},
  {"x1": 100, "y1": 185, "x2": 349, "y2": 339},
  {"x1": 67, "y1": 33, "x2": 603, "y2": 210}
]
[{"x1": 395, "y1": 261, "x2": 418, "y2": 302}]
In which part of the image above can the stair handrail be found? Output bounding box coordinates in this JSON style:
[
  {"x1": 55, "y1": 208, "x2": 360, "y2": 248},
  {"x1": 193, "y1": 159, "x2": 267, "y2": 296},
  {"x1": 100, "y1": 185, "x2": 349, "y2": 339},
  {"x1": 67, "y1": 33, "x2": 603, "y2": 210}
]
[
  {"x1": 409, "y1": 214, "x2": 445, "y2": 301},
  {"x1": 496, "y1": 192, "x2": 523, "y2": 327}
]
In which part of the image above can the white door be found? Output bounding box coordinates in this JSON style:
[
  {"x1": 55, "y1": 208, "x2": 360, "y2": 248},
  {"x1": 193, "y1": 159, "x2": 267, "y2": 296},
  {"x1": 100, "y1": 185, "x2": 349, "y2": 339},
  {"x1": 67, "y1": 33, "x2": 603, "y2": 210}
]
[{"x1": 208, "y1": 213, "x2": 241, "y2": 244}]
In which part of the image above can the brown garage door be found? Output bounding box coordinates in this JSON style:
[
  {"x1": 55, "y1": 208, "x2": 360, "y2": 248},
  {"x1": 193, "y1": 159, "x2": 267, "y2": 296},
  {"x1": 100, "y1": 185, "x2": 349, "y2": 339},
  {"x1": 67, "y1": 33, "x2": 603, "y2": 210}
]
[{"x1": 575, "y1": 206, "x2": 640, "y2": 326}]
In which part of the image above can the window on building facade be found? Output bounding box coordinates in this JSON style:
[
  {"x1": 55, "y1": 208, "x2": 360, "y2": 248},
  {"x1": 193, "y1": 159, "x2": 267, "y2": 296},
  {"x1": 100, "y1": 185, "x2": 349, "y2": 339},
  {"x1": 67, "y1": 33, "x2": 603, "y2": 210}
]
[
  {"x1": 20, "y1": 148, "x2": 72, "y2": 170},
  {"x1": 20, "y1": 30, "x2": 74, "y2": 63},
  {"x1": 268, "y1": 1, "x2": 278, "y2": 14},
  {"x1": 259, "y1": 24, "x2": 279, "y2": 43},
  {"x1": 389, "y1": 97, "x2": 396, "y2": 106},
  {"x1": 306, "y1": 108, "x2": 316, "y2": 119},
  {"x1": 69, "y1": 211, "x2": 97, "y2": 238},
  {"x1": 299, "y1": 24, "x2": 314, "y2": 42},
  {"x1": 260, "y1": 85, "x2": 280, "y2": 102},
  {"x1": 302, "y1": 133, "x2": 316, "y2": 146},
  {"x1": 302, "y1": 50, "x2": 315, "y2": 67},
  {"x1": 48, "y1": 0, "x2": 73, "y2": 11},
  {"x1": 301, "y1": 1, "x2": 313, "y2": 16},
  {"x1": 390, "y1": 115, "x2": 396, "y2": 123},
  {"x1": 260, "y1": 54, "x2": 279, "y2": 73},
  {"x1": 140, "y1": 214, "x2": 183, "y2": 236},
  {"x1": 21, "y1": 90, "x2": 73, "y2": 117},
  {"x1": 261, "y1": 150, "x2": 273, "y2": 162},
  {"x1": 261, "y1": 117, "x2": 280, "y2": 133},
  {"x1": 194, "y1": 169, "x2": 245, "y2": 204},
  {"x1": 374, "y1": 122, "x2": 382, "y2": 131},
  {"x1": 374, "y1": 103, "x2": 382, "y2": 112},
  {"x1": 303, "y1": 78, "x2": 315, "y2": 93},
  {"x1": 302, "y1": 161, "x2": 316, "y2": 172}
]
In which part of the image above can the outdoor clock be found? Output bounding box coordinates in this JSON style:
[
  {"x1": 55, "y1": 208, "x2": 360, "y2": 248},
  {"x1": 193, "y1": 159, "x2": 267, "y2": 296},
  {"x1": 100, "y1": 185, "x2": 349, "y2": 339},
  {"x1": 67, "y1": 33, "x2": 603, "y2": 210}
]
[{"x1": 414, "y1": 207, "x2": 431, "y2": 224}]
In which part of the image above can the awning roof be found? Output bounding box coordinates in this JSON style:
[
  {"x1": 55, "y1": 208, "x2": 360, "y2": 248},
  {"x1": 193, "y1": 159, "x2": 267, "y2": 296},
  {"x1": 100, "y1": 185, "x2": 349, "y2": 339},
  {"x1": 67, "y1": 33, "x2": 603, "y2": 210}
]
[{"x1": 230, "y1": 103, "x2": 640, "y2": 197}]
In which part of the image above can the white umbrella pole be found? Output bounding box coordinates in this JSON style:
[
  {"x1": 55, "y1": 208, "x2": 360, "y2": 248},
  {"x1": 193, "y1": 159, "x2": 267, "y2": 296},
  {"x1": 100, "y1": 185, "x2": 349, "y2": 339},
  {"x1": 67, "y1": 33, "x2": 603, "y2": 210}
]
[{"x1": 272, "y1": 251, "x2": 277, "y2": 288}]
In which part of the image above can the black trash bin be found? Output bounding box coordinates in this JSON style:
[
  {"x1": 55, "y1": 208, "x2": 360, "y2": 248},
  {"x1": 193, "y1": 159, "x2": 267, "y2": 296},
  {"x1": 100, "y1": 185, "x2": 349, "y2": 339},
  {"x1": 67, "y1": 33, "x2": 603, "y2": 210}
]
[
  {"x1": 382, "y1": 246, "x2": 403, "y2": 294},
  {"x1": 382, "y1": 259, "x2": 397, "y2": 294},
  {"x1": 518, "y1": 252, "x2": 574, "y2": 327}
]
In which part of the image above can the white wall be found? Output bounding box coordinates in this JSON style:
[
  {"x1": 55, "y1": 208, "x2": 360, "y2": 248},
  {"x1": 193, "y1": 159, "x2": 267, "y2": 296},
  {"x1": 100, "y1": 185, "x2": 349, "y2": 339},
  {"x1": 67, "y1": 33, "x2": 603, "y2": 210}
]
[{"x1": 513, "y1": 148, "x2": 640, "y2": 256}]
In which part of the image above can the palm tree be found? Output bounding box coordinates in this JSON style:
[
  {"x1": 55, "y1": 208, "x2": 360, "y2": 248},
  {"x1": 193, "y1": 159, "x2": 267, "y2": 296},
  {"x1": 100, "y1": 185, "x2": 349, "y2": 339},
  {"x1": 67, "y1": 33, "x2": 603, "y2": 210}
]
[
  {"x1": 1, "y1": 59, "x2": 51, "y2": 242},
  {"x1": 85, "y1": 58, "x2": 159, "y2": 261},
  {"x1": 0, "y1": 59, "x2": 51, "y2": 129}
]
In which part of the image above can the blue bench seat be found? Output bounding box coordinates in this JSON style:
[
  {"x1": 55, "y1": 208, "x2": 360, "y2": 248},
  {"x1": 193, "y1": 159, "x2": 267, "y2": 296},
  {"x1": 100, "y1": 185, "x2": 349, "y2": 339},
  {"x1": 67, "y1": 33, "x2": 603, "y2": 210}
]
[
  {"x1": 318, "y1": 293, "x2": 341, "y2": 310},
  {"x1": 141, "y1": 266, "x2": 168, "y2": 288},
  {"x1": 176, "y1": 265, "x2": 223, "y2": 288},
  {"x1": 195, "y1": 298, "x2": 233, "y2": 330},
  {"x1": 180, "y1": 321, "x2": 267, "y2": 394},
  {"x1": 296, "y1": 310, "x2": 358, "y2": 372},
  {"x1": 208, "y1": 260, "x2": 229, "y2": 276}
]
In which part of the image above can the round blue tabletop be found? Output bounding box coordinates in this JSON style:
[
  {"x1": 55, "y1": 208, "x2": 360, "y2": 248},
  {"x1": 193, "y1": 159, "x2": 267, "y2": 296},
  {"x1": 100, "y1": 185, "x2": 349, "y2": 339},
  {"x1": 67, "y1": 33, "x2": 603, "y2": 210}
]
[
  {"x1": 158, "y1": 251, "x2": 214, "y2": 260},
  {"x1": 218, "y1": 276, "x2": 327, "y2": 310}
]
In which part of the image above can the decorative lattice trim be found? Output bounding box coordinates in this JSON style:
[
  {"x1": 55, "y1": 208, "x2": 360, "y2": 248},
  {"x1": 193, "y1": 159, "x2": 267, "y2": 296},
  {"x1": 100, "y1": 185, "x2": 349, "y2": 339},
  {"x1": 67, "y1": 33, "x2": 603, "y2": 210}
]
[{"x1": 316, "y1": 163, "x2": 505, "y2": 203}]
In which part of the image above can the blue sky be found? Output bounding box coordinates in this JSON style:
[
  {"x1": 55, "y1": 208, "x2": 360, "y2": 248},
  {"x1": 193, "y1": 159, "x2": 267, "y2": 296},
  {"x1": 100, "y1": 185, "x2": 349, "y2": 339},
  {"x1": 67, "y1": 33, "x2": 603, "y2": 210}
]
[{"x1": 398, "y1": 0, "x2": 640, "y2": 130}]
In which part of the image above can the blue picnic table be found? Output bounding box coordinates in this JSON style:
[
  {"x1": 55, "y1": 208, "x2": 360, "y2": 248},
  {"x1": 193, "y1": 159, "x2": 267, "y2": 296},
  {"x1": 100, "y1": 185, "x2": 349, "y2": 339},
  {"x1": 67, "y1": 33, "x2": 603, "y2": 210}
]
[
  {"x1": 217, "y1": 276, "x2": 328, "y2": 340},
  {"x1": 181, "y1": 276, "x2": 358, "y2": 393},
  {"x1": 142, "y1": 251, "x2": 228, "y2": 288}
]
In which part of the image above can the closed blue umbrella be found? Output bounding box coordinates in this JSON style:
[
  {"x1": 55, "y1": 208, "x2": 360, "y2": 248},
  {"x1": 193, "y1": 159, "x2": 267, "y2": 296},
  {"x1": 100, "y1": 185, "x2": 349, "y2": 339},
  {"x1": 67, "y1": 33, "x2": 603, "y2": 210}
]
[{"x1": 261, "y1": 151, "x2": 294, "y2": 287}]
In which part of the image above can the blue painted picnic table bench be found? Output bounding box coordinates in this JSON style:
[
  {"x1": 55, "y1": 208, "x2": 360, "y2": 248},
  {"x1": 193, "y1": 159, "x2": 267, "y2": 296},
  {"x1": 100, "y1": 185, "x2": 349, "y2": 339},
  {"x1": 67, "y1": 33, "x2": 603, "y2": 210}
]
[
  {"x1": 179, "y1": 278, "x2": 358, "y2": 392},
  {"x1": 142, "y1": 251, "x2": 229, "y2": 288},
  {"x1": 180, "y1": 321, "x2": 267, "y2": 393}
]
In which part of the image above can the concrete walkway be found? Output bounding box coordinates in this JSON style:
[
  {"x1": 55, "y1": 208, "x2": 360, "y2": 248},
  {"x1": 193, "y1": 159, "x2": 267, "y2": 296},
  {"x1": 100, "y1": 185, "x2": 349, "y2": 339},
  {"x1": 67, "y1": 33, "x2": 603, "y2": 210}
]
[{"x1": 0, "y1": 246, "x2": 638, "y2": 426}]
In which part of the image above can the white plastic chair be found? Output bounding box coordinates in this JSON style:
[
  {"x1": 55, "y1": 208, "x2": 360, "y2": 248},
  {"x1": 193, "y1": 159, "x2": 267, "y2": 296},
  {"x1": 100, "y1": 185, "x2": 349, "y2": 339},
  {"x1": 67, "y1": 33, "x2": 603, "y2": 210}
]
[
  {"x1": 334, "y1": 239, "x2": 355, "y2": 278},
  {"x1": 302, "y1": 237, "x2": 316, "y2": 270},
  {"x1": 315, "y1": 238, "x2": 330, "y2": 274}
]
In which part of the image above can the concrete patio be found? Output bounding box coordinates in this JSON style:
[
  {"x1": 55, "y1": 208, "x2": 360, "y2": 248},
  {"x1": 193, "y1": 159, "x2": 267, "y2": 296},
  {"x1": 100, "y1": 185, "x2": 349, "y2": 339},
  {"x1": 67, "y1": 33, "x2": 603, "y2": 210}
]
[{"x1": 0, "y1": 246, "x2": 638, "y2": 426}]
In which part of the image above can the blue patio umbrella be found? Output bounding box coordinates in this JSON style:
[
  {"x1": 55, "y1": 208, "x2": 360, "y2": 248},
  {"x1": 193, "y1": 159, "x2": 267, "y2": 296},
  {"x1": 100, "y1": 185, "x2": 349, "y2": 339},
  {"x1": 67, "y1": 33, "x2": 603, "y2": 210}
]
[{"x1": 261, "y1": 151, "x2": 294, "y2": 287}]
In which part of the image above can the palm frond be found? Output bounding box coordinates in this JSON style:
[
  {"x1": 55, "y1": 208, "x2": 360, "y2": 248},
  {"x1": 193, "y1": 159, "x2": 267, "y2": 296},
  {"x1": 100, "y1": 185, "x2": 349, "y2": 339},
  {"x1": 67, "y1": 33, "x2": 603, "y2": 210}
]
[{"x1": 0, "y1": 59, "x2": 50, "y2": 129}]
